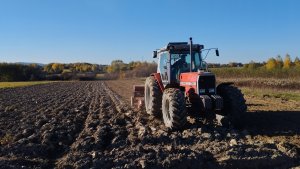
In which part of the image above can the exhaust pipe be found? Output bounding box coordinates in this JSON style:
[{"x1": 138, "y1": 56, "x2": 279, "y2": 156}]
[{"x1": 190, "y1": 37, "x2": 193, "y2": 72}]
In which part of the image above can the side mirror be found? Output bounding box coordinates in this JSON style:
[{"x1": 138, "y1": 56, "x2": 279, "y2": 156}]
[
  {"x1": 215, "y1": 49, "x2": 219, "y2": 56},
  {"x1": 153, "y1": 51, "x2": 157, "y2": 58}
]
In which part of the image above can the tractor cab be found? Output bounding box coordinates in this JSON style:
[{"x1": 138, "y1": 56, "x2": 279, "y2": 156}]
[
  {"x1": 154, "y1": 42, "x2": 206, "y2": 86},
  {"x1": 153, "y1": 38, "x2": 218, "y2": 94}
]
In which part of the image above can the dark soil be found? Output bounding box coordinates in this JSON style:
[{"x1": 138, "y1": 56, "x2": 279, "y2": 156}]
[{"x1": 0, "y1": 81, "x2": 299, "y2": 169}]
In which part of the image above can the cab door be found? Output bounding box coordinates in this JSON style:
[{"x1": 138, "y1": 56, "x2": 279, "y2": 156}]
[{"x1": 158, "y1": 52, "x2": 169, "y2": 86}]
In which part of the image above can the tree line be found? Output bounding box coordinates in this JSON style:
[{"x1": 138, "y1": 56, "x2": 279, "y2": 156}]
[
  {"x1": 0, "y1": 63, "x2": 106, "y2": 81},
  {"x1": 264, "y1": 55, "x2": 300, "y2": 70},
  {"x1": 1, "y1": 54, "x2": 299, "y2": 82},
  {"x1": 43, "y1": 63, "x2": 105, "y2": 74},
  {"x1": 211, "y1": 54, "x2": 300, "y2": 79},
  {"x1": 0, "y1": 63, "x2": 43, "y2": 81},
  {"x1": 0, "y1": 61, "x2": 157, "y2": 81},
  {"x1": 209, "y1": 54, "x2": 300, "y2": 70},
  {"x1": 104, "y1": 60, "x2": 157, "y2": 79}
]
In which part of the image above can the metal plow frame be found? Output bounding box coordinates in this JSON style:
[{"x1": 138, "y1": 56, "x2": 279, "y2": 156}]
[{"x1": 131, "y1": 85, "x2": 145, "y2": 110}]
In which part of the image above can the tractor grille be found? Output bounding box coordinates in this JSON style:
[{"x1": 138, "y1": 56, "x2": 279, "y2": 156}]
[{"x1": 198, "y1": 75, "x2": 216, "y2": 95}]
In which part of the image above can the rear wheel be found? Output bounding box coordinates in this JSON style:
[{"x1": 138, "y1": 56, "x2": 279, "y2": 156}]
[
  {"x1": 162, "y1": 88, "x2": 187, "y2": 129},
  {"x1": 144, "y1": 76, "x2": 162, "y2": 117},
  {"x1": 217, "y1": 84, "x2": 247, "y2": 128}
]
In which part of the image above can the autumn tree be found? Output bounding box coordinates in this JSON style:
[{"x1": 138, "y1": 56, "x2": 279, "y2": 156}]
[
  {"x1": 51, "y1": 63, "x2": 64, "y2": 73},
  {"x1": 43, "y1": 63, "x2": 53, "y2": 73},
  {"x1": 283, "y1": 54, "x2": 292, "y2": 69},
  {"x1": 91, "y1": 64, "x2": 98, "y2": 72},
  {"x1": 266, "y1": 57, "x2": 277, "y2": 70},
  {"x1": 295, "y1": 57, "x2": 300, "y2": 67}
]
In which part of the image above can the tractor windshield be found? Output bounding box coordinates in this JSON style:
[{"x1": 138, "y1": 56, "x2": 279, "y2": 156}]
[
  {"x1": 170, "y1": 52, "x2": 205, "y2": 72},
  {"x1": 170, "y1": 52, "x2": 205, "y2": 82}
]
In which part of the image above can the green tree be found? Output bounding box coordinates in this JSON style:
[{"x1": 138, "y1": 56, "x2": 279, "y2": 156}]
[
  {"x1": 92, "y1": 64, "x2": 98, "y2": 72},
  {"x1": 0, "y1": 63, "x2": 42, "y2": 81},
  {"x1": 247, "y1": 61, "x2": 260, "y2": 69},
  {"x1": 295, "y1": 57, "x2": 300, "y2": 67},
  {"x1": 108, "y1": 60, "x2": 126, "y2": 73},
  {"x1": 275, "y1": 55, "x2": 283, "y2": 68}
]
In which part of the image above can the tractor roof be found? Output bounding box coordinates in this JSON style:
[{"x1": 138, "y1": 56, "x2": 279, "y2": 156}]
[{"x1": 157, "y1": 42, "x2": 204, "y2": 53}]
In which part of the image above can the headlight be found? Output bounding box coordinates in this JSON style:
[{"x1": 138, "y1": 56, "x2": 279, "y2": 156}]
[
  {"x1": 209, "y1": 88, "x2": 215, "y2": 93},
  {"x1": 199, "y1": 89, "x2": 205, "y2": 93}
]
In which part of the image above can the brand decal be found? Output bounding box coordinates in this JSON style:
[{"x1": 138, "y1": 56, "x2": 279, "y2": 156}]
[{"x1": 180, "y1": 82, "x2": 196, "y2": 86}]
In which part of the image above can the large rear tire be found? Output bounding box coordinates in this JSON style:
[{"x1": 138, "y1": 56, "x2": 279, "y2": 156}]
[
  {"x1": 217, "y1": 84, "x2": 247, "y2": 128},
  {"x1": 162, "y1": 88, "x2": 187, "y2": 129},
  {"x1": 144, "y1": 76, "x2": 162, "y2": 117}
]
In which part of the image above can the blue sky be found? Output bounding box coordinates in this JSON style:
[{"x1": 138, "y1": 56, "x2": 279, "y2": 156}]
[{"x1": 0, "y1": 0, "x2": 299, "y2": 64}]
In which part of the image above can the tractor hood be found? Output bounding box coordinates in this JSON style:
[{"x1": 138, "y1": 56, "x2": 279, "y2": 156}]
[
  {"x1": 180, "y1": 72, "x2": 216, "y2": 95},
  {"x1": 180, "y1": 72, "x2": 215, "y2": 82}
]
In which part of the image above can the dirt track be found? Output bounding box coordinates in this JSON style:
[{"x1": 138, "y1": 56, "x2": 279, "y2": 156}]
[{"x1": 0, "y1": 81, "x2": 299, "y2": 169}]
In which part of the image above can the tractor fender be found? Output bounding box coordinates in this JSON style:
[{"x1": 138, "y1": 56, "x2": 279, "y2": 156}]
[
  {"x1": 151, "y1": 73, "x2": 164, "y2": 92},
  {"x1": 216, "y1": 82, "x2": 234, "y2": 93}
]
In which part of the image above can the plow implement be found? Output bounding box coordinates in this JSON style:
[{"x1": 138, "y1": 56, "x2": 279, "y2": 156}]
[{"x1": 130, "y1": 85, "x2": 145, "y2": 110}]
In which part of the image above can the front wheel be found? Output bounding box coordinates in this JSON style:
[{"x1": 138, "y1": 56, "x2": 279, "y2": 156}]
[
  {"x1": 217, "y1": 84, "x2": 247, "y2": 128},
  {"x1": 144, "y1": 76, "x2": 162, "y2": 117},
  {"x1": 162, "y1": 88, "x2": 187, "y2": 129}
]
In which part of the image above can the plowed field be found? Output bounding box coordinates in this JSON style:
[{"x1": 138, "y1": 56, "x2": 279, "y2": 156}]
[{"x1": 0, "y1": 81, "x2": 299, "y2": 168}]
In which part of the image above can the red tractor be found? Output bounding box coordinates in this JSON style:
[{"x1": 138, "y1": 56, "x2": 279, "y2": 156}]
[{"x1": 132, "y1": 38, "x2": 247, "y2": 129}]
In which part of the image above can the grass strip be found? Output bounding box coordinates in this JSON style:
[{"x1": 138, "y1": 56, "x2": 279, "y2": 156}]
[
  {"x1": 0, "y1": 81, "x2": 54, "y2": 89},
  {"x1": 241, "y1": 87, "x2": 300, "y2": 101}
]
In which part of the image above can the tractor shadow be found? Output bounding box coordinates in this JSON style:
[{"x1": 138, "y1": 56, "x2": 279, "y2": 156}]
[{"x1": 243, "y1": 110, "x2": 300, "y2": 136}]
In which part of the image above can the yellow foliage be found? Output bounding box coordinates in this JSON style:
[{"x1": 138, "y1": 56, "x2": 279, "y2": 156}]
[
  {"x1": 106, "y1": 66, "x2": 113, "y2": 73},
  {"x1": 266, "y1": 58, "x2": 277, "y2": 70},
  {"x1": 51, "y1": 63, "x2": 64, "y2": 73},
  {"x1": 283, "y1": 54, "x2": 291, "y2": 69},
  {"x1": 51, "y1": 63, "x2": 59, "y2": 70}
]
